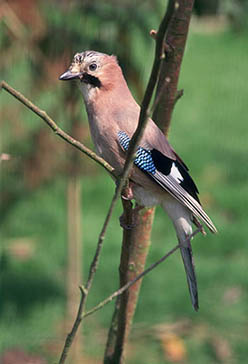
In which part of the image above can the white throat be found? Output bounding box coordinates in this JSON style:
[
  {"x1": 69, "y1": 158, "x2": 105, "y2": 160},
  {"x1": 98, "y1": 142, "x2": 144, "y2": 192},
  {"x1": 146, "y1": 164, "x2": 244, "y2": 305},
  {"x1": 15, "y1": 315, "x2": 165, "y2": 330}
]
[{"x1": 78, "y1": 81, "x2": 98, "y2": 104}]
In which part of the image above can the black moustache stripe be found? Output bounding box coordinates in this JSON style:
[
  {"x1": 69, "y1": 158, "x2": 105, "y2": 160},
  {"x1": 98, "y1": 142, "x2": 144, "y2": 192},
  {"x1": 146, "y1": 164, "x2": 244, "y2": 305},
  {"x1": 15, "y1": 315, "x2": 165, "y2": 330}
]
[{"x1": 82, "y1": 73, "x2": 101, "y2": 88}]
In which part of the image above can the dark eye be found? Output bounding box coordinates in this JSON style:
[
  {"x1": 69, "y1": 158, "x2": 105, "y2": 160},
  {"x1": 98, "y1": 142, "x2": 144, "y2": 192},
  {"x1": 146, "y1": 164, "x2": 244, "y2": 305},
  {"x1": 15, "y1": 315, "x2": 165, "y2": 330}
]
[{"x1": 89, "y1": 63, "x2": 97, "y2": 71}]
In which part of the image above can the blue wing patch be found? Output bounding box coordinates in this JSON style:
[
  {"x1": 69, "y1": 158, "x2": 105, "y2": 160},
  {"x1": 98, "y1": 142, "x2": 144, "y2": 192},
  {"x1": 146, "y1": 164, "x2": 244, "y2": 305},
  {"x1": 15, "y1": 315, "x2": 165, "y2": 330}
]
[
  {"x1": 117, "y1": 131, "x2": 156, "y2": 175},
  {"x1": 118, "y1": 131, "x2": 130, "y2": 152},
  {"x1": 117, "y1": 131, "x2": 200, "y2": 203}
]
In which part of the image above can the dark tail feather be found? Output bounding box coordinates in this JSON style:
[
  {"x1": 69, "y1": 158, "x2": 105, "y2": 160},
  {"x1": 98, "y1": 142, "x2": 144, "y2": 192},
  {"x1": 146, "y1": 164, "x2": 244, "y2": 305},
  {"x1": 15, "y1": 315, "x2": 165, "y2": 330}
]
[{"x1": 180, "y1": 243, "x2": 199, "y2": 311}]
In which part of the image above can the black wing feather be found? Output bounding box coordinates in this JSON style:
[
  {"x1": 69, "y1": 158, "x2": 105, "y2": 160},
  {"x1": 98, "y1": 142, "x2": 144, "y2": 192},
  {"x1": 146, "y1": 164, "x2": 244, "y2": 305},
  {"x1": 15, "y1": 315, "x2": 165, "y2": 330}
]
[{"x1": 150, "y1": 149, "x2": 200, "y2": 203}]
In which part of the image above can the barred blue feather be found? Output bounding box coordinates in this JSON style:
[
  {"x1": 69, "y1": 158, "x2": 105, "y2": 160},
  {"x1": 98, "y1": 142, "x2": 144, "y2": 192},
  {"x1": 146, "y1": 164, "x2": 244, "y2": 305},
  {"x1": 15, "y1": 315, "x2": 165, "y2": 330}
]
[{"x1": 117, "y1": 131, "x2": 156, "y2": 175}]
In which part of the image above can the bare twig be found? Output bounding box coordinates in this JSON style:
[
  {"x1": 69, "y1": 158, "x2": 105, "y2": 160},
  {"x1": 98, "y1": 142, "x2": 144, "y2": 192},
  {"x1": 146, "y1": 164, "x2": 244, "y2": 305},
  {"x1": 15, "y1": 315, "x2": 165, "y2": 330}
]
[
  {"x1": 1, "y1": 80, "x2": 115, "y2": 178},
  {"x1": 58, "y1": 185, "x2": 128, "y2": 363},
  {"x1": 174, "y1": 89, "x2": 184, "y2": 104},
  {"x1": 83, "y1": 228, "x2": 201, "y2": 319},
  {"x1": 58, "y1": 285, "x2": 87, "y2": 363}
]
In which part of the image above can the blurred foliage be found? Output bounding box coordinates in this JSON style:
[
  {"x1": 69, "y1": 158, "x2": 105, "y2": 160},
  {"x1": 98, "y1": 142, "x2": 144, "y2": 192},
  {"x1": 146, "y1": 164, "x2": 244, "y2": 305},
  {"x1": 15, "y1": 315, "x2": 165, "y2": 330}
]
[
  {"x1": 220, "y1": 0, "x2": 248, "y2": 31},
  {"x1": 1, "y1": 0, "x2": 248, "y2": 363},
  {"x1": 194, "y1": 0, "x2": 220, "y2": 16},
  {"x1": 194, "y1": 0, "x2": 248, "y2": 31}
]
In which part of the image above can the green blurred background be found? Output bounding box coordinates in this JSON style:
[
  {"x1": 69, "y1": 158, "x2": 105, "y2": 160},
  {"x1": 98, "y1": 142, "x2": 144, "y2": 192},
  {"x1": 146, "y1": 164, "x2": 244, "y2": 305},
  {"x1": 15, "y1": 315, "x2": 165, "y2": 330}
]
[{"x1": 1, "y1": 0, "x2": 248, "y2": 363}]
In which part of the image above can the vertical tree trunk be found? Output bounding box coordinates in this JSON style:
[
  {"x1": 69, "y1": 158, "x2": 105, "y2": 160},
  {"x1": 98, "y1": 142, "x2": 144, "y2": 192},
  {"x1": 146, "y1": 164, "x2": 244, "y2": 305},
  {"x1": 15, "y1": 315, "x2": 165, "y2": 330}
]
[
  {"x1": 104, "y1": 202, "x2": 155, "y2": 364},
  {"x1": 113, "y1": 204, "x2": 155, "y2": 364}
]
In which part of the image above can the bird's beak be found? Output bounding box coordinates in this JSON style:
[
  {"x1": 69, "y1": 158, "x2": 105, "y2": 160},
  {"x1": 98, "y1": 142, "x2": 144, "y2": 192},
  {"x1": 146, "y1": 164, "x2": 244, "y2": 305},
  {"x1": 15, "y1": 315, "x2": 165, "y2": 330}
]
[{"x1": 59, "y1": 70, "x2": 82, "y2": 81}]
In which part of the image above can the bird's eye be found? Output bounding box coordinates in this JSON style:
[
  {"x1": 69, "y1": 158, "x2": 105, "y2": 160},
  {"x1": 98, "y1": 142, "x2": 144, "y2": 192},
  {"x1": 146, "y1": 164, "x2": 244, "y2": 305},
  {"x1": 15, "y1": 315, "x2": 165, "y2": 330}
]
[{"x1": 89, "y1": 63, "x2": 97, "y2": 71}]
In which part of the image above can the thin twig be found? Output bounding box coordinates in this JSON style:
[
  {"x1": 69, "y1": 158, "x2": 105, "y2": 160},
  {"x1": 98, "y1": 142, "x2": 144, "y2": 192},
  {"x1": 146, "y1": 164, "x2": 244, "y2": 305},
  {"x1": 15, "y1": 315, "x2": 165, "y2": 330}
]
[
  {"x1": 1, "y1": 80, "x2": 115, "y2": 178},
  {"x1": 58, "y1": 286, "x2": 87, "y2": 363},
  {"x1": 83, "y1": 228, "x2": 201, "y2": 319},
  {"x1": 174, "y1": 89, "x2": 184, "y2": 105},
  {"x1": 85, "y1": 187, "x2": 123, "y2": 291}
]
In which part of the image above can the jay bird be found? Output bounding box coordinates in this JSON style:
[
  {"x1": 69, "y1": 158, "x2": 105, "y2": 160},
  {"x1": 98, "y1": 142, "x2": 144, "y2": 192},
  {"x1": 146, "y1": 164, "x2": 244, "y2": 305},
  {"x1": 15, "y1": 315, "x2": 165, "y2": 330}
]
[{"x1": 59, "y1": 50, "x2": 217, "y2": 311}]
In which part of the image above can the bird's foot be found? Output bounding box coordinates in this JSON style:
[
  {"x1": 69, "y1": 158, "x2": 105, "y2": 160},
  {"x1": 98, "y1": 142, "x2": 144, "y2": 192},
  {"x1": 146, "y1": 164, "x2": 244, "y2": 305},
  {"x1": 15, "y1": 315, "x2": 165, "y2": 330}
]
[
  {"x1": 121, "y1": 181, "x2": 135, "y2": 201},
  {"x1": 121, "y1": 187, "x2": 134, "y2": 201}
]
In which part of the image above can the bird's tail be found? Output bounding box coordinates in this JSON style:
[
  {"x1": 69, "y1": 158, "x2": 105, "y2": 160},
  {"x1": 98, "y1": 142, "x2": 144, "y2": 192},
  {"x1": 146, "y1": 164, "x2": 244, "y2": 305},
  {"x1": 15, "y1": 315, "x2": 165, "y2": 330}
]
[
  {"x1": 162, "y1": 199, "x2": 199, "y2": 311},
  {"x1": 179, "y1": 240, "x2": 198, "y2": 311}
]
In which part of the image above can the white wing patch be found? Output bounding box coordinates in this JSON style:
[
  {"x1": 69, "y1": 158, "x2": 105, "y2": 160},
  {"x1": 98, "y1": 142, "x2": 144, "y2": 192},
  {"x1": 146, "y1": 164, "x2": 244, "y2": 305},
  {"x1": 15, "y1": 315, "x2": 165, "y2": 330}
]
[{"x1": 170, "y1": 162, "x2": 184, "y2": 183}]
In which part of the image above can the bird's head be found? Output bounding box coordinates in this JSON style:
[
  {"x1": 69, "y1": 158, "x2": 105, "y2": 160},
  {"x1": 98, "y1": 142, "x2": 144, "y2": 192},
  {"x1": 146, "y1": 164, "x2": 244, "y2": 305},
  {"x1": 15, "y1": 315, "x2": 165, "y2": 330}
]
[{"x1": 59, "y1": 51, "x2": 122, "y2": 101}]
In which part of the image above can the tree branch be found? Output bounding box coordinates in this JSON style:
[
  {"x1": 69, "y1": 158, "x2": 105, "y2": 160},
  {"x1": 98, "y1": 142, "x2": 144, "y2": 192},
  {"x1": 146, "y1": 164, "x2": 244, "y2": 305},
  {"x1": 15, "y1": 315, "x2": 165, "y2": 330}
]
[
  {"x1": 83, "y1": 228, "x2": 201, "y2": 319},
  {"x1": 0, "y1": 80, "x2": 115, "y2": 178}
]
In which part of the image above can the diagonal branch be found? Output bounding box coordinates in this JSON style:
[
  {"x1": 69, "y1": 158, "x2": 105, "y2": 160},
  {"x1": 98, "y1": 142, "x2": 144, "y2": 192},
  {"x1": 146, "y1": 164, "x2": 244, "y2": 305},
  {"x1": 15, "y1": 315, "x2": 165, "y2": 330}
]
[
  {"x1": 0, "y1": 80, "x2": 115, "y2": 178},
  {"x1": 83, "y1": 228, "x2": 201, "y2": 319}
]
